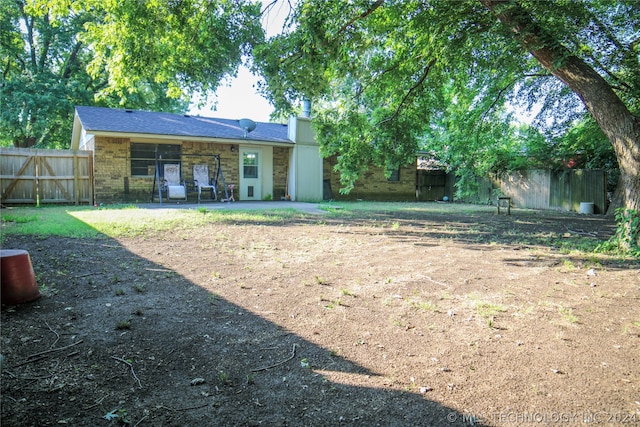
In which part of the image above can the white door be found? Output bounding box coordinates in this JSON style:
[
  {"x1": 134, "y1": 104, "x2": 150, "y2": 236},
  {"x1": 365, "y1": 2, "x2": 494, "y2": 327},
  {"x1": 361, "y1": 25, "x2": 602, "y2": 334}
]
[{"x1": 240, "y1": 148, "x2": 261, "y2": 200}]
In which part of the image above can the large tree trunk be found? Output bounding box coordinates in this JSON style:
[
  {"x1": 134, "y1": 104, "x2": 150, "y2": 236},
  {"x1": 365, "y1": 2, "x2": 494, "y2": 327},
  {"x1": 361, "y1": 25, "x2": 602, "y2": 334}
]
[{"x1": 481, "y1": 0, "x2": 640, "y2": 214}]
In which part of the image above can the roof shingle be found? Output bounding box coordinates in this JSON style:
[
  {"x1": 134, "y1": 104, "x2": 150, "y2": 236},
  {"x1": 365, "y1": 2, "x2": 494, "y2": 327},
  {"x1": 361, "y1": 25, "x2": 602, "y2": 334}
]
[{"x1": 75, "y1": 106, "x2": 291, "y2": 143}]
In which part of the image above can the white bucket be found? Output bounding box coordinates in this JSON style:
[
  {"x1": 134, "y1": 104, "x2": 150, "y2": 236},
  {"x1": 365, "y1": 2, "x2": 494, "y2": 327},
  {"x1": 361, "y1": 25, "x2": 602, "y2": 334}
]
[{"x1": 579, "y1": 202, "x2": 594, "y2": 214}]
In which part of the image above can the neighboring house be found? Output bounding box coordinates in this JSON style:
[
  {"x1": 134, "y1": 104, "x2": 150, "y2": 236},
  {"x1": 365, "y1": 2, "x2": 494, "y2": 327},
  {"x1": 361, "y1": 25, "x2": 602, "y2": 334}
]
[{"x1": 70, "y1": 106, "x2": 417, "y2": 204}]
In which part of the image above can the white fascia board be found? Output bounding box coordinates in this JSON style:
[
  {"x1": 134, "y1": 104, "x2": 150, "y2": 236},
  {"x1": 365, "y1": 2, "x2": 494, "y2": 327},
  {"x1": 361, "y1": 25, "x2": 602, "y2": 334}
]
[{"x1": 89, "y1": 131, "x2": 294, "y2": 147}]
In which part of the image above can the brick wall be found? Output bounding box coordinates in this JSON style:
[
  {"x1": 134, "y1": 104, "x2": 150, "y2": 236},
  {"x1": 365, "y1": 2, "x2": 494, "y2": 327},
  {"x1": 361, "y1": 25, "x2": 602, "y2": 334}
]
[
  {"x1": 94, "y1": 137, "x2": 130, "y2": 203},
  {"x1": 93, "y1": 138, "x2": 415, "y2": 203},
  {"x1": 93, "y1": 137, "x2": 241, "y2": 203},
  {"x1": 323, "y1": 156, "x2": 416, "y2": 201},
  {"x1": 273, "y1": 147, "x2": 290, "y2": 199}
]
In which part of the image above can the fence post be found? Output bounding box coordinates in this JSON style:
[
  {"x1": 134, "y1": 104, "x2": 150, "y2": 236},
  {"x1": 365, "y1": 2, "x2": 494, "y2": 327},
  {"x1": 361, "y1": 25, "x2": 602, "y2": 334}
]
[{"x1": 73, "y1": 151, "x2": 80, "y2": 205}]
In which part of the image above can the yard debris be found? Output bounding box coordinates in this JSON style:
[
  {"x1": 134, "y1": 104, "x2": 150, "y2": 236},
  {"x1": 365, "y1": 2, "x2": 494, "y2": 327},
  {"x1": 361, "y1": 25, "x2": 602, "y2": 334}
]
[
  {"x1": 111, "y1": 356, "x2": 142, "y2": 388},
  {"x1": 251, "y1": 343, "x2": 299, "y2": 372},
  {"x1": 190, "y1": 378, "x2": 206, "y2": 386}
]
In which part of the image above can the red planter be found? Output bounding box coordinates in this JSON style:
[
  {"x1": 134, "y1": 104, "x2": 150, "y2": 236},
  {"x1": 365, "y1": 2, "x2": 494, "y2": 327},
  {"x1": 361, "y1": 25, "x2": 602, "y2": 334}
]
[{"x1": 1, "y1": 249, "x2": 41, "y2": 305}]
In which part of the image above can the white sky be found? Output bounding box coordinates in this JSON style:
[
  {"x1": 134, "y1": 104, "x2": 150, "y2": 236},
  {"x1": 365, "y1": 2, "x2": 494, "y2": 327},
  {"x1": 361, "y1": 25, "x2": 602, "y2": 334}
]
[
  {"x1": 188, "y1": 1, "x2": 290, "y2": 122},
  {"x1": 188, "y1": 66, "x2": 274, "y2": 122}
]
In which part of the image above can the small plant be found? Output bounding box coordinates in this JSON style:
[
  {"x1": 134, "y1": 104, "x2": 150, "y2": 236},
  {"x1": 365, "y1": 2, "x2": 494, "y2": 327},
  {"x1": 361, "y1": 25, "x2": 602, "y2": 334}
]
[
  {"x1": 246, "y1": 373, "x2": 255, "y2": 385},
  {"x1": 197, "y1": 206, "x2": 208, "y2": 214},
  {"x1": 133, "y1": 284, "x2": 146, "y2": 293},
  {"x1": 475, "y1": 301, "x2": 506, "y2": 318},
  {"x1": 104, "y1": 408, "x2": 130, "y2": 424},
  {"x1": 411, "y1": 300, "x2": 438, "y2": 312},
  {"x1": 391, "y1": 221, "x2": 400, "y2": 230},
  {"x1": 341, "y1": 288, "x2": 355, "y2": 297},
  {"x1": 558, "y1": 260, "x2": 577, "y2": 272},
  {"x1": 115, "y1": 288, "x2": 125, "y2": 296},
  {"x1": 208, "y1": 292, "x2": 219, "y2": 305},
  {"x1": 486, "y1": 316, "x2": 495, "y2": 328},
  {"x1": 218, "y1": 371, "x2": 230, "y2": 385},
  {"x1": 559, "y1": 306, "x2": 578, "y2": 324},
  {"x1": 115, "y1": 320, "x2": 131, "y2": 330},
  {"x1": 314, "y1": 275, "x2": 329, "y2": 285}
]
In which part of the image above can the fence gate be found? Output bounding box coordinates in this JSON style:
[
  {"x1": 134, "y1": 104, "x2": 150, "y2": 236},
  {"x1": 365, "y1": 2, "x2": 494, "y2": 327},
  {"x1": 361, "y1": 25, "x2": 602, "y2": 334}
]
[
  {"x1": 416, "y1": 170, "x2": 450, "y2": 201},
  {"x1": 0, "y1": 148, "x2": 93, "y2": 205}
]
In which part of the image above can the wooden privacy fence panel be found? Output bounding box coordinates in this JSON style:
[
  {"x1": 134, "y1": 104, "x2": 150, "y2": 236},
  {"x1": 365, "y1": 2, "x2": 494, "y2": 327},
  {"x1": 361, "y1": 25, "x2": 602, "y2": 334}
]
[
  {"x1": 498, "y1": 170, "x2": 551, "y2": 210},
  {"x1": 549, "y1": 169, "x2": 607, "y2": 214},
  {"x1": 496, "y1": 169, "x2": 607, "y2": 214},
  {"x1": 0, "y1": 148, "x2": 93, "y2": 205}
]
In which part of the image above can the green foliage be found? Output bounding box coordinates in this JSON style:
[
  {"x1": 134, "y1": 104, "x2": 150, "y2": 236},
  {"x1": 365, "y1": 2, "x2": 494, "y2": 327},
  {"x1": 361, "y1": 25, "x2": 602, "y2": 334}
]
[
  {"x1": 1, "y1": 0, "x2": 262, "y2": 149},
  {"x1": 255, "y1": 0, "x2": 638, "y2": 199},
  {"x1": 597, "y1": 209, "x2": 640, "y2": 257}
]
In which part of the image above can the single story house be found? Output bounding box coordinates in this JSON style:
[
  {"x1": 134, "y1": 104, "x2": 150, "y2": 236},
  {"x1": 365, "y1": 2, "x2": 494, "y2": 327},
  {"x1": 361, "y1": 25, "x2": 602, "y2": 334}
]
[{"x1": 70, "y1": 106, "x2": 417, "y2": 204}]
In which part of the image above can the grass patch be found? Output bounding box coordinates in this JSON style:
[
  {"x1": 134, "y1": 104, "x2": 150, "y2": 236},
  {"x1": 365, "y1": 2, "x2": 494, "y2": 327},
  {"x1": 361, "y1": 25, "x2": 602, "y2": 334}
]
[
  {"x1": 115, "y1": 320, "x2": 131, "y2": 330},
  {"x1": 474, "y1": 301, "x2": 506, "y2": 318},
  {"x1": 559, "y1": 306, "x2": 578, "y2": 324},
  {"x1": 410, "y1": 300, "x2": 438, "y2": 312},
  {"x1": 0, "y1": 205, "x2": 305, "y2": 241},
  {"x1": 1, "y1": 202, "x2": 627, "y2": 257}
]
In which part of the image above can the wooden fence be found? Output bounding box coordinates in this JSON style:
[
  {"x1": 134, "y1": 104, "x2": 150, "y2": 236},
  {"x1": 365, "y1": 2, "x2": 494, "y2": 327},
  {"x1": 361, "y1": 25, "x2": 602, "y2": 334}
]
[
  {"x1": 416, "y1": 170, "x2": 456, "y2": 201},
  {"x1": 483, "y1": 169, "x2": 608, "y2": 214},
  {"x1": 0, "y1": 148, "x2": 93, "y2": 205}
]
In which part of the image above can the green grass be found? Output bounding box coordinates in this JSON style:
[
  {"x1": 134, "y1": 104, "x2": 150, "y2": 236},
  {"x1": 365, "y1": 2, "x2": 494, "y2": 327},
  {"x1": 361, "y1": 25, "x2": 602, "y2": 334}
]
[
  {"x1": 0, "y1": 205, "x2": 304, "y2": 242},
  {"x1": 559, "y1": 306, "x2": 579, "y2": 324},
  {"x1": 474, "y1": 301, "x2": 507, "y2": 318},
  {"x1": 0, "y1": 202, "x2": 627, "y2": 257},
  {"x1": 410, "y1": 300, "x2": 438, "y2": 312}
]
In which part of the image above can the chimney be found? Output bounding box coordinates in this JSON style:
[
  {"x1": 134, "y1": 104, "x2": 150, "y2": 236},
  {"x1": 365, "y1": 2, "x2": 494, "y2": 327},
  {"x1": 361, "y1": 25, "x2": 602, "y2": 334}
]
[{"x1": 302, "y1": 99, "x2": 311, "y2": 118}]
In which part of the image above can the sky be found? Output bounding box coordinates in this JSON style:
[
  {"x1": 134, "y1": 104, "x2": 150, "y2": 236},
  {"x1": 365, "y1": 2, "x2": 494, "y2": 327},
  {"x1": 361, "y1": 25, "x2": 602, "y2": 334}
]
[
  {"x1": 188, "y1": 66, "x2": 274, "y2": 122},
  {"x1": 187, "y1": 1, "x2": 538, "y2": 125},
  {"x1": 187, "y1": 1, "x2": 289, "y2": 123}
]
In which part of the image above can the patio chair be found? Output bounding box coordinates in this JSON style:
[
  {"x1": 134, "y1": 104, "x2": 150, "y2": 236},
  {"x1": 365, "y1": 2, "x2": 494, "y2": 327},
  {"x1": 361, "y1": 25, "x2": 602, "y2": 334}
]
[
  {"x1": 162, "y1": 163, "x2": 187, "y2": 200},
  {"x1": 193, "y1": 164, "x2": 216, "y2": 203}
]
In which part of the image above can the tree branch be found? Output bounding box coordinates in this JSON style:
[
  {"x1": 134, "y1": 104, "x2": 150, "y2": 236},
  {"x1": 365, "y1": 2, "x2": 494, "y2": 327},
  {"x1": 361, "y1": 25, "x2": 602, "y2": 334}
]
[
  {"x1": 376, "y1": 57, "x2": 437, "y2": 126},
  {"x1": 336, "y1": 0, "x2": 384, "y2": 37}
]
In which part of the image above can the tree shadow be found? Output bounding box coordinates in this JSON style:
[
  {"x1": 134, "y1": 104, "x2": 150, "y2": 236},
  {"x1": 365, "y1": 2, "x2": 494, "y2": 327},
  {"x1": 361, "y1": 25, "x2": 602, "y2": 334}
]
[{"x1": 1, "y1": 228, "x2": 486, "y2": 426}]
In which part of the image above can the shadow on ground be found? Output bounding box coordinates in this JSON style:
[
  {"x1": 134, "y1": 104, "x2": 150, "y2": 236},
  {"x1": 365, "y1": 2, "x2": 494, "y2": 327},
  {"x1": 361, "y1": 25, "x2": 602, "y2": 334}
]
[{"x1": 1, "y1": 226, "x2": 483, "y2": 426}]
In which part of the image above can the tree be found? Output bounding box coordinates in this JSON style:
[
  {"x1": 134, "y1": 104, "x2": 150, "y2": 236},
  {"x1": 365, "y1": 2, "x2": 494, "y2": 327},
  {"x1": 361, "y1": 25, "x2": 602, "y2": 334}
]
[
  {"x1": 254, "y1": 0, "x2": 640, "y2": 216},
  {"x1": 1, "y1": 0, "x2": 263, "y2": 148},
  {"x1": 1, "y1": 0, "x2": 96, "y2": 147}
]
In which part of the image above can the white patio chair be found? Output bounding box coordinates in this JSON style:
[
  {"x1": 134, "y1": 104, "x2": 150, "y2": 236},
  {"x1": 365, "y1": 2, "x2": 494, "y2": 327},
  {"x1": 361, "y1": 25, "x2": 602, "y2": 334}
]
[
  {"x1": 193, "y1": 164, "x2": 216, "y2": 203},
  {"x1": 162, "y1": 163, "x2": 187, "y2": 200}
]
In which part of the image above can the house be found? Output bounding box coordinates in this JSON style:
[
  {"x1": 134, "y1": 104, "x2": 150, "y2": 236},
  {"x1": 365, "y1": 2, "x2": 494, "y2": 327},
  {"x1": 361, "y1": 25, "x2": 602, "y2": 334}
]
[{"x1": 70, "y1": 106, "x2": 417, "y2": 204}]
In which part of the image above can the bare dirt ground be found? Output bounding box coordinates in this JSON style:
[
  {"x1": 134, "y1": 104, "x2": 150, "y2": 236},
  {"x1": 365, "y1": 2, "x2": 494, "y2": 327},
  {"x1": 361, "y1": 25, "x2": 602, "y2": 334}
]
[{"x1": 1, "y1": 204, "x2": 639, "y2": 426}]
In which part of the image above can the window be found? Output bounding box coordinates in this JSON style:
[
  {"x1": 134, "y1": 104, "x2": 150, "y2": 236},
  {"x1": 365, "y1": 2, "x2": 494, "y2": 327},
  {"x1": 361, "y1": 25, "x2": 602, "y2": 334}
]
[
  {"x1": 130, "y1": 143, "x2": 181, "y2": 176},
  {"x1": 387, "y1": 167, "x2": 400, "y2": 182},
  {"x1": 243, "y1": 152, "x2": 259, "y2": 179}
]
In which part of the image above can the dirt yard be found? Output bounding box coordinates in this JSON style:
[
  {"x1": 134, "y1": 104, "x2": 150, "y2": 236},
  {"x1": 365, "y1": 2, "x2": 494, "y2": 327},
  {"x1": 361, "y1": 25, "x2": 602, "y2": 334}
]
[{"x1": 1, "y1": 204, "x2": 639, "y2": 426}]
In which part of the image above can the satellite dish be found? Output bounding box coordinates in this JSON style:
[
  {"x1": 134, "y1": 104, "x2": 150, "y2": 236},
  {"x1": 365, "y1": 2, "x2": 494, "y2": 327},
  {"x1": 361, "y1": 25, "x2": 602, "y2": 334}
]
[{"x1": 238, "y1": 118, "x2": 256, "y2": 138}]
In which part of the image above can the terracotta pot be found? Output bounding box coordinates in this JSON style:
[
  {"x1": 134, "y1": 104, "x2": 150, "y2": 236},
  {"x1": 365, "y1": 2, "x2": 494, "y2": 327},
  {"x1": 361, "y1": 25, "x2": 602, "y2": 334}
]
[{"x1": 1, "y1": 249, "x2": 41, "y2": 305}]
